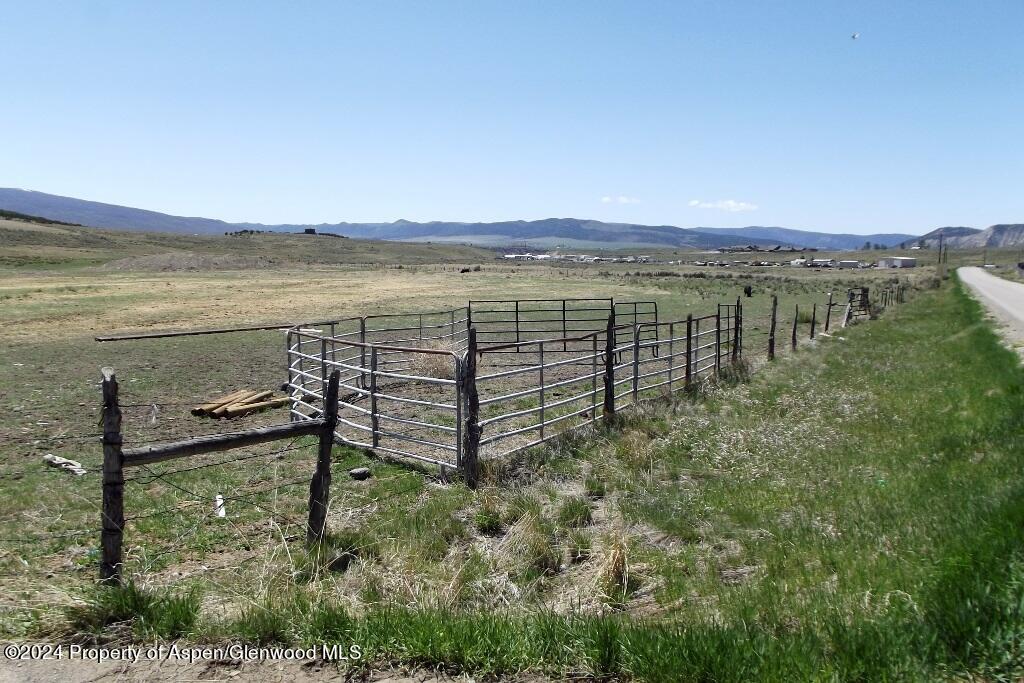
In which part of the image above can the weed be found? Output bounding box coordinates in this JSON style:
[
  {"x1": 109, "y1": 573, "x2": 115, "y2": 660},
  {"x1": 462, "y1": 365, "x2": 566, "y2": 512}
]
[
  {"x1": 567, "y1": 529, "x2": 592, "y2": 564},
  {"x1": 474, "y1": 490, "x2": 504, "y2": 536},
  {"x1": 65, "y1": 582, "x2": 200, "y2": 639},
  {"x1": 557, "y1": 495, "x2": 593, "y2": 528},
  {"x1": 584, "y1": 472, "x2": 607, "y2": 499}
]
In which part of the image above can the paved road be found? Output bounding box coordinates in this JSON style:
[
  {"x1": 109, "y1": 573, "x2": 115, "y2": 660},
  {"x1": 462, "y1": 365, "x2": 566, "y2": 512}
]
[{"x1": 959, "y1": 266, "x2": 1024, "y2": 351}]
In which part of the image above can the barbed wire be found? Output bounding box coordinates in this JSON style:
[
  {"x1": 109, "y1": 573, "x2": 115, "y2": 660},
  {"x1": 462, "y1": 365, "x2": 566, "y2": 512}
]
[
  {"x1": 0, "y1": 529, "x2": 93, "y2": 544},
  {"x1": 124, "y1": 442, "x2": 312, "y2": 484}
]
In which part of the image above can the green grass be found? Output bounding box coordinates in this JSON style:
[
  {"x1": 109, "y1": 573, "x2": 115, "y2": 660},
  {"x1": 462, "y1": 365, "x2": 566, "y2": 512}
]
[
  {"x1": 5, "y1": 245, "x2": 1024, "y2": 679},
  {"x1": 58, "y1": 276, "x2": 1024, "y2": 679},
  {"x1": 557, "y1": 495, "x2": 593, "y2": 527}
]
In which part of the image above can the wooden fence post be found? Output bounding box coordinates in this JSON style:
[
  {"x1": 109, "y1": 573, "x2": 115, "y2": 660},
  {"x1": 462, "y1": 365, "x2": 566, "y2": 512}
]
[
  {"x1": 603, "y1": 314, "x2": 616, "y2": 423},
  {"x1": 685, "y1": 314, "x2": 693, "y2": 388},
  {"x1": 791, "y1": 304, "x2": 799, "y2": 350},
  {"x1": 810, "y1": 303, "x2": 817, "y2": 339},
  {"x1": 462, "y1": 329, "x2": 480, "y2": 488},
  {"x1": 732, "y1": 297, "x2": 741, "y2": 363},
  {"x1": 768, "y1": 295, "x2": 778, "y2": 361},
  {"x1": 842, "y1": 290, "x2": 854, "y2": 328},
  {"x1": 824, "y1": 292, "x2": 833, "y2": 332},
  {"x1": 100, "y1": 367, "x2": 124, "y2": 585},
  {"x1": 307, "y1": 370, "x2": 340, "y2": 544}
]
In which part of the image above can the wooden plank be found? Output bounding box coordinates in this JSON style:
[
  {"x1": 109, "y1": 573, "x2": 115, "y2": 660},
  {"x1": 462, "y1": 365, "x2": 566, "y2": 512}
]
[
  {"x1": 121, "y1": 420, "x2": 324, "y2": 466},
  {"x1": 191, "y1": 389, "x2": 250, "y2": 416},
  {"x1": 222, "y1": 396, "x2": 289, "y2": 417},
  {"x1": 100, "y1": 368, "x2": 124, "y2": 585},
  {"x1": 209, "y1": 390, "x2": 262, "y2": 418}
]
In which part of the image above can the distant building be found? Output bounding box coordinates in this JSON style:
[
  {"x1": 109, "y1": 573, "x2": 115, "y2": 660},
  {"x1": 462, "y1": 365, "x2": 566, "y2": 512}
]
[
  {"x1": 810, "y1": 258, "x2": 835, "y2": 268},
  {"x1": 877, "y1": 256, "x2": 916, "y2": 268},
  {"x1": 303, "y1": 228, "x2": 317, "y2": 235},
  {"x1": 790, "y1": 258, "x2": 807, "y2": 267},
  {"x1": 837, "y1": 260, "x2": 860, "y2": 269}
]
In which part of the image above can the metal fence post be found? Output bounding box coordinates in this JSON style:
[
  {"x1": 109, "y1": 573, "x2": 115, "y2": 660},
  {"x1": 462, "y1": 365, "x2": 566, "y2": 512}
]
[
  {"x1": 715, "y1": 306, "x2": 722, "y2": 376},
  {"x1": 455, "y1": 356, "x2": 463, "y2": 468},
  {"x1": 591, "y1": 334, "x2": 599, "y2": 423},
  {"x1": 359, "y1": 318, "x2": 367, "y2": 389},
  {"x1": 824, "y1": 292, "x2": 833, "y2": 332},
  {"x1": 307, "y1": 370, "x2": 340, "y2": 544},
  {"x1": 100, "y1": 368, "x2": 124, "y2": 585},
  {"x1": 320, "y1": 338, "x2": 328, "y2": 402},
  {"x1": 462, "y1": 328, "x2": 480, "y2": 488},
  {"x1": 538, "y1": 341, "x2": 546, "y2": 440},
  {"x1": 286, "y1": 330, "x2": 296, "y2": 421},
  {"x1": 631, "y1": 325, "x2": 640, "y2": 404},
  {"x1": 685, "y1": 314, "x2": 693, "y2": 388},
  {"x1": 732, "y1": 297, "x2": 741, "y2": 363},
  {"x1": 329, "y1": 322, "x2": 336, "y2": 365},
  {"x1": 562, "y1": 300, "x2": 568, "y2": 351},
  {"x1": 369, "y1": 347, "x2": 379, "y2": 448},
  {"x1": 810, "y1": 303, "x2": 817, "y2": 340},
  {"x1": 768, "y1": 295, "x2": 778, "y2": 361},
  {"x1": 603, "y1": 314, "x2": 616, "y2": 424},
  {"x1": 515, "y1": 300, "x2": 521, "y2": 349},
  {"x1": 668, "y1": 321, "x2": 675, "y2": 393}
]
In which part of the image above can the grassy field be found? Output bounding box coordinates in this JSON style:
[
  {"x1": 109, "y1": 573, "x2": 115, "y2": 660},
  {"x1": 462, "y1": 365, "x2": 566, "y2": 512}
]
[{"x1": 2, "y1": 219, "x2": 1022, "y2": 678}]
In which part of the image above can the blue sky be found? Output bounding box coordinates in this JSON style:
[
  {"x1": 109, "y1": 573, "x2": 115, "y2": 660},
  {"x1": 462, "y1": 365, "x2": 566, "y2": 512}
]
[{"x1": 1, "y1": 1, "x2": 1021, "y2": 234}]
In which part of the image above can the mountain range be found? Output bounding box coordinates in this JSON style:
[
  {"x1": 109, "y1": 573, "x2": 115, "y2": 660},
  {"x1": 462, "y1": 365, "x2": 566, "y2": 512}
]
[
  {"x1": 0, "y1": 187, "x2": 969, "y2": 251},
  {"x1": 918, "y1": 225, "x2": 1024, "y2": 249}
]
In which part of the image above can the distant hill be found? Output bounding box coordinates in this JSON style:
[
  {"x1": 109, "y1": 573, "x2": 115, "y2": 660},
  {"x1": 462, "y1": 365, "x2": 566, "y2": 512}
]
[
  {"x1": 694, "y1": 226, "x2": 917, "y2": 250},
  {"x1": 0, "y1": 187, "x2": 920, "y2": 250},
  {"x1": 0, "y1": 208, "x2": 81, "y2": 226},
  {"x1": 919, "y1": 225, "x2": 1024, "y2": 248}
]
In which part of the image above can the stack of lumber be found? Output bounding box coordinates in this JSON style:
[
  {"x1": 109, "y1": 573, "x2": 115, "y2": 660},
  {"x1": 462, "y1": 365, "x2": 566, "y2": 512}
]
[{"x1": 191, "y1": 389, "x2": 288, "y2": 419}]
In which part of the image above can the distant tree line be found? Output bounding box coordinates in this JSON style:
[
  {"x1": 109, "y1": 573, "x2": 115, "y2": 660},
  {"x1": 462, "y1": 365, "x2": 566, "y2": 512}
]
[{"x1": 0, "y1": 209, "x2": 81, "y2": 226}]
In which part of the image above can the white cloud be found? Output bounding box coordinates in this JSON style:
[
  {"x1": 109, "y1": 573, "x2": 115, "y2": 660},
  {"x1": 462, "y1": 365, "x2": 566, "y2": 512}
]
[
  {"x1": 688, "y1": 199, "x2": 758, "y2": 212},
  {"x1": 601, "y1": 195, "x2": 641, "y2": 205}
]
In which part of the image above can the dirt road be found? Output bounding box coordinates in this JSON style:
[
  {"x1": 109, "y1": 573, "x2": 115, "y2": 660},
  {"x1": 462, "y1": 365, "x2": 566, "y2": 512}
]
[{"x1": 958, "y1": 266, "x2": 1024, "y2": 353}]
